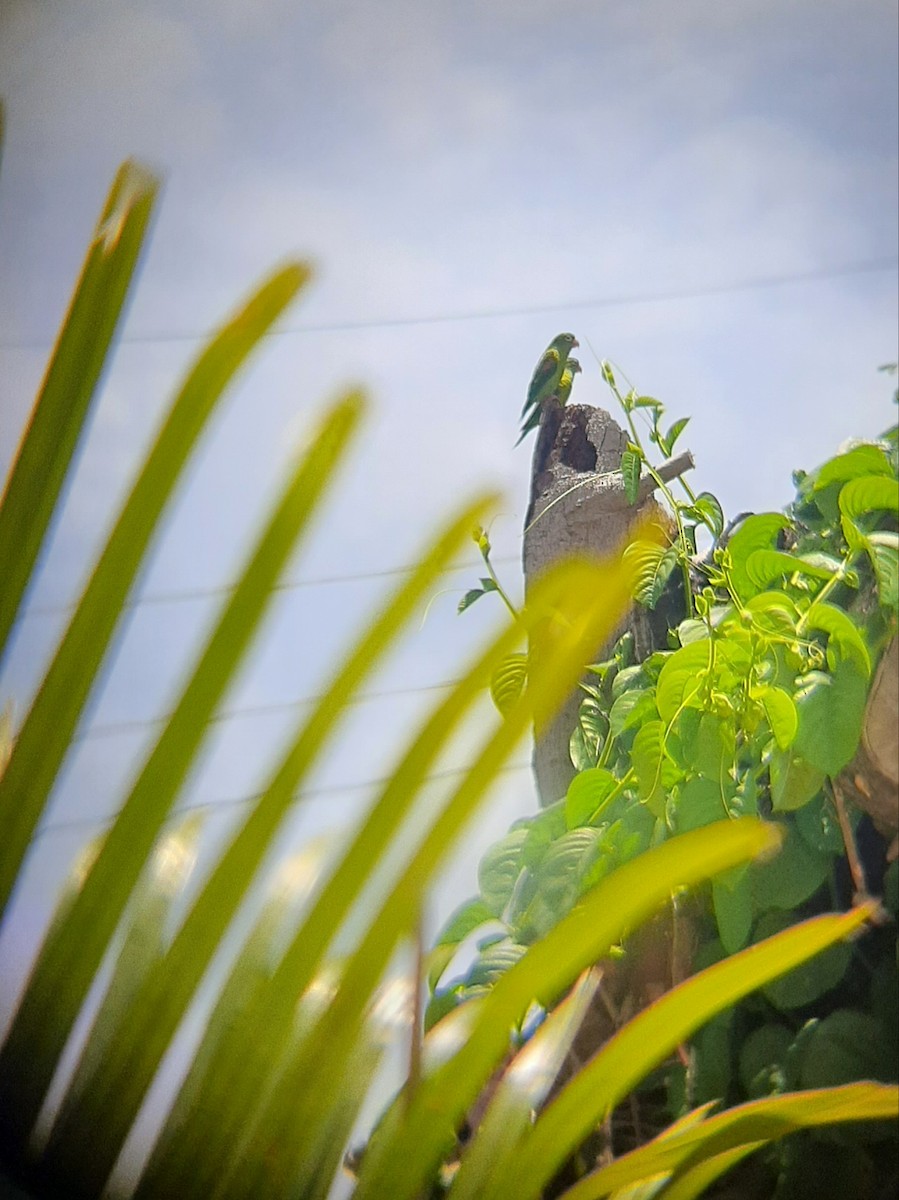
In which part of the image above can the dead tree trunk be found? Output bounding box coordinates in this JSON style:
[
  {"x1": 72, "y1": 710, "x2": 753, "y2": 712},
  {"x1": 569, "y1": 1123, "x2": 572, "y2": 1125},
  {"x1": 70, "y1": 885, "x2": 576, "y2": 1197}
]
[{"x1": 523, "y1": 400, "x2": 692, "y2": 807}]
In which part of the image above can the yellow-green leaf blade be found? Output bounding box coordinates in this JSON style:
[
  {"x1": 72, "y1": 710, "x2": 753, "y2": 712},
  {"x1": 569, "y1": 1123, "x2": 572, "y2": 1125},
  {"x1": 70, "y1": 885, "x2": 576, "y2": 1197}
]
[
  {"x1": 0, "y1": 388, "x2": 354, "y2": 1158},
  {"x1": 237, "y1": 552, "x2": 646, "y2": 1200},
  {"x1": 0, "y1": 261, "x2": 310, "y2": 921},
  {"x1": 560, "y1": 1083, "x2": 899, "y2": 1200},
  {"x1": 509, "y1": 905, "x2": 875, "y2": 1199},
  {"x1": 356, "y1": 819, "x2": 781, "y2": 1200},
  {"x1": 0, "y1": 161, "x2": 158, "y2": 660},
  {"x1": 449, "y1": 969, "x2": 601, "y2": 1200},
  {"x1": 41, "y1": 489, "x2": 494, "y2": 1193}
]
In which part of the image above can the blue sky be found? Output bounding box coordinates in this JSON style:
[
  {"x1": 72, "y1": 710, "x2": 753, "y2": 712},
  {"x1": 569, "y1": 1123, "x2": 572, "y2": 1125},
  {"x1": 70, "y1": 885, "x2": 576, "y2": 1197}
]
[{"x1": 0, "y1": 1, "x2": 897, "y2": 1155}]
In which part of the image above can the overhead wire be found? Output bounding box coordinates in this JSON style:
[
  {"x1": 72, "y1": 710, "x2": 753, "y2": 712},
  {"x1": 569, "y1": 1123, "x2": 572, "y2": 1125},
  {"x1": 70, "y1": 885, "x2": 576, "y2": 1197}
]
[
  {"x1": 71, "y1": 677, "x2": 464, "y2": 742},
  {"x1": 0, "y1": 257, "x2": 895, "y2": 352},
  {"x1": 18, "y1": 554, "x2": 522, "y2": 620},
  {"x1": 33, "y1": 759, "x2": 533, "y2": 840},
  {"x1": 11, "y1": 256, "x2": 896, "y2": 841},
  {"x1": 10, "y1": 254, "x2": 897, "y2": 623}
]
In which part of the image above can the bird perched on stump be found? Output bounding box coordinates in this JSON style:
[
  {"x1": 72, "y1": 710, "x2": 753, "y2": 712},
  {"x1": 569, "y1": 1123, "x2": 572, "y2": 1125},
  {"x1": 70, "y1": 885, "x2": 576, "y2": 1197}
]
[
  {"x1": 516, "y1": 332, "x2": 579, "y2": 445},
  {"x1": 517, "y1": 356, "x2": 581, "y2": 444}
]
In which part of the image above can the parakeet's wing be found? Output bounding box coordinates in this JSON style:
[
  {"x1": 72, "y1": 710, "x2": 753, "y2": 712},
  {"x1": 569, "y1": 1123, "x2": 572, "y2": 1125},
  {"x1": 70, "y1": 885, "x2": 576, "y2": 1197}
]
[
  {"x1": 554, "y1": 357, "x2": 580, "y2": 406},
  {"x1": 555, "y1": 370, "x2": 574, "y2": 406},
  {"x1": 521, "y1": 347, "x2": 561, "y2": 417}
]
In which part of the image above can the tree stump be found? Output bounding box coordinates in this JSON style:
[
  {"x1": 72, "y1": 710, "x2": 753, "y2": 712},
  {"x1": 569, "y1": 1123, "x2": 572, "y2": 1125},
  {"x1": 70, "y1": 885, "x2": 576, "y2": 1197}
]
[{"x1": 523, "y1": 400, "x2": 691, "y2": 807}]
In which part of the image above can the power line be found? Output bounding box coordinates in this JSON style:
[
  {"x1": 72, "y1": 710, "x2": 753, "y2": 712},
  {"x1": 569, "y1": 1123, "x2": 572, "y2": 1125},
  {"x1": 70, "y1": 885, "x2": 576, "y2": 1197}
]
[
  {"x1": 72, "y1": 677, "x2": 463, "y2": 742},
  {"x1": 34, "y1": 759, "x2": 533, "y2": 840},
  {"x1": 1, "y1": 257, "x2": 895, "y2": 352},
  {"x1": 18, "y1": 553, "x2": 522, "y2": 621}
]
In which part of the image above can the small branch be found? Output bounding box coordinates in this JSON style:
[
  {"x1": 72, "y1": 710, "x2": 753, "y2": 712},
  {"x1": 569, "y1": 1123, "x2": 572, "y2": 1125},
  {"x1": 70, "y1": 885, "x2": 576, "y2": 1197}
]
[
  {"x1": 831, "y1": 779, "x2": 870, "y2": 904},
  {"x1": 637, "y1": 450, "x2": 694, "y2": 500}
]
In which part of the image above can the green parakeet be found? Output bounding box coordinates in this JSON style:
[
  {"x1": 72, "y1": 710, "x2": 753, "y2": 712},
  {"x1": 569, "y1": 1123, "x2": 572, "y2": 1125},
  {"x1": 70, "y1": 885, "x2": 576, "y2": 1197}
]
[
  {"x1": 520, "y1": 332, "x2": 578, "y2": 420},
  {"x1": 516, "y1": 344, "x2": 580, "y2": 445}
]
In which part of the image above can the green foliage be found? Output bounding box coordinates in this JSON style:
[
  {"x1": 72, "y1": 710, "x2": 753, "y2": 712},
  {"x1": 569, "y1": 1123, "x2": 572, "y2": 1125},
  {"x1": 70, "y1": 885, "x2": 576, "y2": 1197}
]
[
  {"x1": 434, "y1": 359, "x2": 898, "y2": 1194},
  {"x1": 0, "y1": 142, "x2": 895, "y2": 1200}
]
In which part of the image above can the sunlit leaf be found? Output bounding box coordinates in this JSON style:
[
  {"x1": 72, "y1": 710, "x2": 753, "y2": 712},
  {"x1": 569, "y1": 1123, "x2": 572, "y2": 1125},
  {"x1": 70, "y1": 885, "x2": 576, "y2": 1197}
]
[
  {"x1": 804, "y1": 602, "x2": 871, "y2": 677},
  {"x1": 755, "y1": 685, "x2": 798, "y2": 751},
  {"x1": 463, "y1": 939, "x2": 529, "y2": 990},
  {"x1": 16, "y1": 395, "x2": 364, "y2": 1183},
  {"x1": 621, "y1": 446, "x2": 643, "y2": 506},
  {"x1": 490, "y1": 653, "x2": 528, "y2": 716},
  {"x1": 664, "y1": 417, "x2": 690, "y2": 455},
  {"x1": 504, "y1": 905, "x2": 874, "y2": 1200},
  {"x1": 624, "y1": 539, "x2": 678, "y2": 608},
  {"x1": 769, "y1": 747, "x2": 826, "y2": 812},
  {"x1": 744, "y1": 548, "x2": 837, "y2": 591},
  {"x1": 427, "y1": 899, "x2": 497, "y2": 990},
  {"x1": 561, "y1": 1083, "x2": 898, "y2": 1199},
  {"x1": 694, "y1": 711, "x2": 735, "y2": 782},
  {"x1": 691, "y1": 491, "x2": 724, "y2": 538},
  {"x1": 458, "y1": 586, "x2": 487, "y2": 613},
  {"x1": 354, "y1": 821, "x2": 781, "y2": 1200},
  {"x1": 631, "y1": 719, "x2": 677, "y2": 813},
  {"x1": 571, "y1": 694, "x2": 607, "y2": 769},
  {"x1": 479, "y1": 829, "x2": 529, "y2": 918},
  {"x1": 570, "y1": 722, "x2": 599, "y2": 771},
  {"x1": 755, "y1": 909, "x2": 852, "y2": 1010},
  {"x1": 0, "y1": 266, "x2": 317, "y2": 1153},
  {"x1": 725, "y1": 513, "x2": 791, "y2": 602},
  {"x1": 812, "y1": 444, "x2": 894, "y2": 490},
  {"x1": 867, "y1": 531, "x2": 899, "y2": 609},
  {"x1": 792, "y1": 660, "x2": 868, "y2": 777},
  {"x1": 534, "y1": 827, "x2": 607, "y2": 909},
  {"x1": 0, "y1": 161, "x2": 159, "y2": 662},
  {"x1": 672, "y1": 777, "x2": 726, "y2": 833},
  {"x1": 609, "y1": 688, "x2": 657, "y2": 736},
  {"x1": 519, "y1": 802, "x2": 568, "y2": 871},
  {"x1": 448, "y1": 970, "x2": 600, "y2": 1200},
  {"x1": 838, "y1": 473, "x2": 899, "y2": 522},
  {"x1": 655, "y1": 640, "x2": 713, "y2": 722},
  {"x1": 565, "y1": 768, "x2": 619, "y2": 828},
  {"x1": 744, "y1": 590, "x2": 800, "y2": 620}
]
